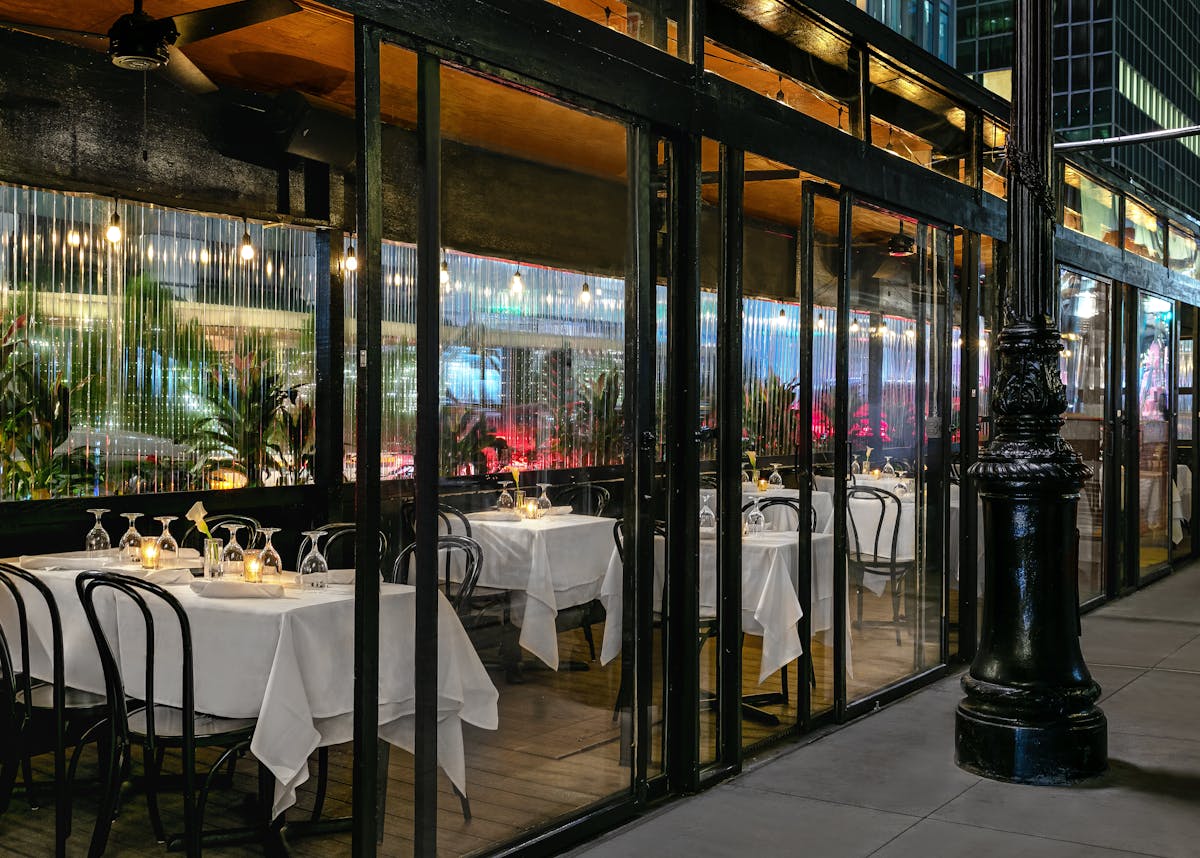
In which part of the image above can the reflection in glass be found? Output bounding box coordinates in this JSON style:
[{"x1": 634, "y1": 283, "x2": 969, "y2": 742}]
[{"x1": 1137, "y1": 292, "x2": 1173, "y2": 578}]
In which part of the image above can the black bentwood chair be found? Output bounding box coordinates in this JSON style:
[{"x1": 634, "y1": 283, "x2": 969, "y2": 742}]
[
  {"x1": 845, "y1": 486, "x2": 915, "y2": 645},
  {"x1": 76, "y1": 572, "x2": 258, "y2": 858},
  {"x1": 0, "y1": 563, "x2": 108, "y2": 858},
  {"x1": 555, "y1": 483, "x2": 612, "y2": 517},
  {"x1": 391, "y1": 535, "x2": 485, "y2": 822}
]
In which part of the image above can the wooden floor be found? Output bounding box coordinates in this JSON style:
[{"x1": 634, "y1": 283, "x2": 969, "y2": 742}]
[{"x1": 0, "y1": 582, "x2": 945, "y2": 857}]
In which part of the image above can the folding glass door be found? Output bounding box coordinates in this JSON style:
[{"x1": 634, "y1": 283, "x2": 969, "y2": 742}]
[
  {"x1": 1173, "y1": 304, "x2": 1197, "y2": 564},
  {"x1": 1134, "y1": 291, "x2": 1174, "y2": 581}
]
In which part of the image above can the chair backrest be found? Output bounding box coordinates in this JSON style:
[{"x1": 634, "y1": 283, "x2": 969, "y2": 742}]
[
  {"x1": 845, "y1": 486, "x2": 904, "y2": 567},
  {"x1": 0, "y1": 563, "x2": 66, "y2": 733},
  {"x1": 297, "y1": 522, "x2": 388, "y2": 571},
  {"x1": 612, "y1": 518, "x2": 667, "y2": 563},
  {"x1": 400, "y1": 501, "x2": 472, "y2": 541},
  {"x1": 390, "y1": 535, "x2": 484, "y2": 612},
  {"x1": 75, "y1": 571, "x2": 196, "y2": 754},
  {"x1": 554, "y1": 483, "x2": 611, "y2": 517},
  {"x1": 181, "y1": 514, "x2": 261, "y2": 552}
]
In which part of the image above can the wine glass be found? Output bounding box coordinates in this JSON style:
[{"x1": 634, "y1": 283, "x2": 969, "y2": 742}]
[
  {"x1": 699, "y1": 491, "x2": 717, "y2": 530},
  {"x1": 259, "y1": 527, "x2": 283, "y2": 575},
  {"x1": 219, "y1": 524, "x2": 246, "y2": 566},
  {"x1": 768, "y1": 463, "x2": 784, "y2": 487},
  {"x1": 497, "y1": 480, "x2": 515, "y2": 510},
  {"x1": 746, "y1": 499, "x2": 766, "y2": 535},
  {"x1": 536, "y1": 482, "x2": 553, "y2": 512},
  {"x1": 85, "y1": 508, "x2": 111, "y2": 551},
  {"x1": 299, "y1": 530, "x2": 329, "y2": 589},
  {"x1": 118, "y1": 513, "x2": 143, "y2": 560},
  {"x1": 155, "y1": 516, "x2": 179, "y2": 563},
  {"x1": 850, "y1": 455, "x2": 861, "y2": 475},
  {"x1": 883, "y1": 456, "x2": 896, "y2": 476}
]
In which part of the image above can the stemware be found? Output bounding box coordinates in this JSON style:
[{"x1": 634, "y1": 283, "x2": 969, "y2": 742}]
[
  {"x1": 219, "y1": 523, "x2": 246, "y2": 571},
  {"x1": 299, "y1": 530, "x2": 329, "y2": 589},
  {"x1": 497, "y1": 480, "x2": 515, "y2": 510},
  {"x1": 699, "y1": 491, "x2": 717, "y2": 530},
  {"x1": 850, "y1": 455, "x2": 861, "y2": 475},
  {"x1": 882, "y1": 456, "x2": 896, "y2": 476},
  {"x1": 85, "y1": 508, "x2": 111, "y2": 551},
  {"x1": 259, "y1": 527, "x2": 283, "y2": 575},
  {"x1": 155, "y1": 516, "x2": 179, "y2": 563},
  {"x1": 746, "y1": 498, "x2": 766, "y2": 535},
  {"x1": 118, "y1": 513, "x2": 143, "y2": 561},
  {"x1": 768, "y1": 463, "x2": 784, "y2": 487},
  {"x1": 536, "y1": 482, "x2": 553, "y2": 512}
]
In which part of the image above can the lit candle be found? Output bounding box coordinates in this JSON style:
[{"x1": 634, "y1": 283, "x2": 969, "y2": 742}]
[
  {"x1": 872, "y1": 468, "x2": 881, "y2": 478},
  {"x1": 140, "y1": 536, "x2": 160, "y2": 570},
  {"x1": 243, "y1": 549, "x2": 263, "y2": 583},
  {"x1": 757, "y1": 478, "x2": 769, "y2": 492},
  {"x1": 525, "y1": 499, "x2": 540, "y2": 519}
]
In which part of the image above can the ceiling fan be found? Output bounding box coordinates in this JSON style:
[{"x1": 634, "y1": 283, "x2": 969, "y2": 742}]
[{"x1": 0, "y1": 0, "x2": 301, "y2": 94}]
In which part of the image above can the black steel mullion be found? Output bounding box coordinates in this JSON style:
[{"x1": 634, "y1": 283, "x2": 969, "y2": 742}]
[
  {"x1": 937, "y1": 228, "x2": 954, "y2": 666},
  {"x1": 412, "y1": 50, "x2": 443, "y2": 857},
  {"x1": 959, "y1": 232, "x2": 980, "y2": 661},
  {"x1": 626, "y1": 123, "x2": 656, "y2": 793},
  {"x1": 351, "y1": 19, "x2": 383, "y2": 858},
  {"x1": 717, "y1": 145, "x2": 744, "y2": 768},
  {"x1": 913, "y1": 226, "x2": 929, "y2": 667},
  {"x1": 1104, "y1": 281, "x2": 1123, "y2": 601},
  {"x1": 833, "y1": 191, "x2": 853, "y2": 721},
  {"x1": 315, "y1": 228, "x2": 347, "y2": 515},
  {"x1": 796, "y1": 185, "x2": 817, "y2": 726},
  {"x1": 665, "y1": 132, "x2": 702, "y2": 792}
]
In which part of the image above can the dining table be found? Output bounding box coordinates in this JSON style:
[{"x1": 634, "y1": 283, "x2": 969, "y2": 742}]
[
  {"x1": 461, "y1": 511, "x2": 615, "y2": 670},
  {"x1": 597, "y1": 530, "x2": 838, "y2": 683},
  {"x1": 735, "y1": 486, "x2": 835, "y2": 533},
  {"x1": 0, "y1": 550, "x2": 499, "y2": 820}
]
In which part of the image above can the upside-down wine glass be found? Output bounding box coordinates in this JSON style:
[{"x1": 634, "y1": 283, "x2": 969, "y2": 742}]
[
  {"x1": 768, "y1": 463, "x2": 784, "y2": 487},
  {"x1": 536, "y1": 482, "x2": 553, "y2": 512},
  {"x1": 883, "y1": 456, "x2": 896, "y2": 476},
  {"x1": 118, "y1": 513, "x2": 143, "y2": 561},
  {"x1": 746, "y1": 498, "x2": 766, "y2": 535},
  {"x1": 219, "y1": 523, "x2": 246, "y2": 567},
  {"x1": 155, "y1": 516, "x2": 179, "y2": 563},
  {"x1": 299, "y1": 530, "x2": 329, "y2": 589},
  {"x1": 85, "y1": 508, "x2": 111, "y2": 551},
  {"x1": 699, "y1": 492, "x2": 717, "y2": 530},
  {"x1": 259, "y1": 527, "x2": 283, "y2": 575},
  {"x1": 851, "y1": 454, "x2": 862, "y2": 475},
  {"x1": 498, "y1": 480, "x2": 515, "y2": 510}
]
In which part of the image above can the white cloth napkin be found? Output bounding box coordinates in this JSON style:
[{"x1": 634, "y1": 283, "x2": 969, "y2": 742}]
[
  {"x1": 19, "y1": 549, "x2": 122, "y2": 571},
  {"x1": 129, "y1": 567, "x2": 196, "y2": 585},
  {"x1": 469, "y1": 510, "x2": 524, "y2": 522},
  {"x1": 190, "y1": 580, "x2": 286, "y2": 599},
  {"x1": 545, "y1": 505, "x2": 573, "y2": 516}
]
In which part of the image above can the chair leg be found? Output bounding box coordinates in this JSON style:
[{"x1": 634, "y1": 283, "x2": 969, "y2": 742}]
[
  {"x1": 892, "y1": 580, "x2": 902, "y2": 646},
  {"x1": 781, "y1": 664, "x2": 790, "y2": 706},
  {"x1": 856, "y1": 585, "x2": 864, "y2": 626},
  {"x1": 581, "y1": 622, "x2": 597, "y2": 662},
  {"x1": 89, "y1": 740, "x2": 126, "y2": 858},
  {"x1": 144, "y1": 745, "x2": 167, "y2": 843},
  {"x1": 0, "y1": 732, "x2": 19, "y2": 814},
  {"x1": 20, "y1": 752, "x2": 36, "y2": 810},
  {"x1": 54, "y1": 740, "x2": 69, "y2": 857},
  {"x1": 311, "y1": 746, "x2": 329, "y2": 822}
]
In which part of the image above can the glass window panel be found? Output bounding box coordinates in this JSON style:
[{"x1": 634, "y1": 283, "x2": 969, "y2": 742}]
[
  {"x1": 869, "y1": 60, "x2": 971, "y2": 183},
  {"x1": 1169, "y1": 222, "x2": 1199, "y2": 279},
  {"x1": 1125, "y1": 198, "x2": 1164, "y2": 263},
  {"x1": 0, "y1": 185, "x2": 317, "y2": 500},
  {"x1": 541, "y1": 0, "x2": 689, "y2": 59},
  {"x1": 1137, "y1": 292, "x2": 1173, "y2": 579},
  {"x1": 1062, "y1": 165, "x2": 1121, "y2": 247},
  {"x1": 982, "y1": 116, "x2": 1008, "y2": 199}
]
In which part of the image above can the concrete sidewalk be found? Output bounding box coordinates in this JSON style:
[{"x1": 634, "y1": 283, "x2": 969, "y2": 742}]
[{"x1": 568, "y1": 563, "x2": 1200, "y2": 858}]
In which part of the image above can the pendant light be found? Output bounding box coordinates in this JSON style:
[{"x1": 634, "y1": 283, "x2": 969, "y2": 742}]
[
  {"x1": 774, "y1": 75, "x2": 786, "y2": 105},
  {"x1": 105, "y1": 203, "x2": 122, "y2": 244},
  {"x1": 510, "y1": 269, "x2": 524, "y2": 295},
  {"x1": 580, "y1": 281, "x2": 591, "y2": 304},
  {"x1": 344, "y1": 244, "x2": 358, "y2": 272},
  {"x1": 440, "y1": 260, "x2": 450, "y2": 285},
  {"x1": 887, "y1": 220, "x2": 916, "y2": 257},
  {"x1": 239, "y1": 219, "x2": 255, "y2": 261}
]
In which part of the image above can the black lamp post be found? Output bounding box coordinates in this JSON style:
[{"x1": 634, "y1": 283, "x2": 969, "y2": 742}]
[{"x1": 955, "y1": 0, "x2": 1107, "y2": 782}]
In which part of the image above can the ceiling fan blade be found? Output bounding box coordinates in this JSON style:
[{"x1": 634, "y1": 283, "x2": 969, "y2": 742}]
[
  {"x1": 162, "y1": 45, "x2": 219, "y2": 95},
  {"x1": 0, "y1": 19, "x2": 107, "y2": 50},
  {"x1": 172, "y1": 0, "x2": 301, "y2": 46}
]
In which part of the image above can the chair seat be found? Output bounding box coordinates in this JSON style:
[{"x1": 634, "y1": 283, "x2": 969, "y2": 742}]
[
  {"x1": 18, "y1": 683, "x2": 108, "y2": 712},
  {"x1": 129, "y1": 705, "x2": 257, "y2": 745}
]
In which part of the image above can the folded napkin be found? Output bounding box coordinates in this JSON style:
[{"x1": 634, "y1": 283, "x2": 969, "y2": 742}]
[
  {"x1": 136, "y1": 568, "x2": 197, "y2": 585},
  {"x1": 699, "y1": 526, "x2": 717, "y2": 541},
  {"x1": 469, "y1": 510, "x2": 524, "y2": 522},
  {"x1": 545, "y1": 505, "x2": 573, "y2": 516},
  {"x1": 190, "y1": 580, "x2": 285, "y2": 599},
  {"x1": 19, "y1": 549, "x2": 121, "y2": 571}
]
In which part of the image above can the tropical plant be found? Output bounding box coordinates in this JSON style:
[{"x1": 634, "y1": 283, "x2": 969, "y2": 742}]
[
  {"x1": 551, "y1": 371, "x2": 623, "y2": 467},
  {"x1": 191, "y1": 350, "x2": 287, "y2": 487},
  {"x1": 743, "y1": 373, "x2": 800, "y2": 456},
  {"x1": 440, "y1": 406, "x2": 506, "y2": 476},
  {"x1": 272, "y1": 386, "x2": 316, "y2": 484}
]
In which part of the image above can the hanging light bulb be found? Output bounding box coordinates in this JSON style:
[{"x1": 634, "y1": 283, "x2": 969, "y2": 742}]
[
  {"x1": 777, "y1": 307, "x2": 787, "y2": 325},
  {"x1": 774, "y1": 75, "x2": 786, "y2": 105},
  {"x1": 440, "y1": 260, "x2": 450, "y2": 285},
  {"x1": 878, "y1": 320, "x2": 888, "y2": 336},
  {"x1": 239, "y1": 221, "x2": 255, "y2": 261},
  {"x1": 580, "y1": 281, "x2": 592, "y2": 304},
  {"x1": 66, "y1": 230, "x2": 81, "y2": 247},
  {"x1": 906, "y1": 327, "x2": 917, "y2": 340},
  {"x1": 344, "y1": 245, "x2": 358, "y2": 272},
  {"x1": 199, "y1": 247, "x2": 210, "y2": 264},
  {"x1": 850, "y1": 319, "x2": 860, "y2": 333},
  {"x1": 510, "y1": 269, "x2": 524, "y2": 295},
  {"x1": 105, "y1": 210, "x2": 122, "y2": 244},
  {"x1": 816, "y1": 314, "x2": 826, "y2": 329}
]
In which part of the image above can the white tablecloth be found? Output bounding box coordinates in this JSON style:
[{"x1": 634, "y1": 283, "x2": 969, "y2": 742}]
[
  {"x1": 464, "y1": 513, "x2": 614, "y2": 670},
  {"x1": 1178, "y1": 464, "x2": 1193, "y2": 522},
  {"x1": 1, "y1": 565, "x2": 498, "y2": 819},
  {"x1": 737, "y1": 489, "x2": 834, "y2": 533},
  {"x1": 598, "y1": 532, "x2": 835, "y2": 683}
]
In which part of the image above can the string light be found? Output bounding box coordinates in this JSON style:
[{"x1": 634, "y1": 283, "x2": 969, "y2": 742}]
[
  {"x1": 580, "y1": 281, "x2": 591, "y2": 304},
  {"x1": 105, "y1": 210, "x2": 122, "y2": 244},
  {"x1": 239, "y1": 220, "x2": 255, "y2": 261},
  {"x1": 344, "y1": 245, "x2": 358, "y2": 272},
  {"x1": 510, "y1": 269, "x2": 524, "y2": 295}
]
